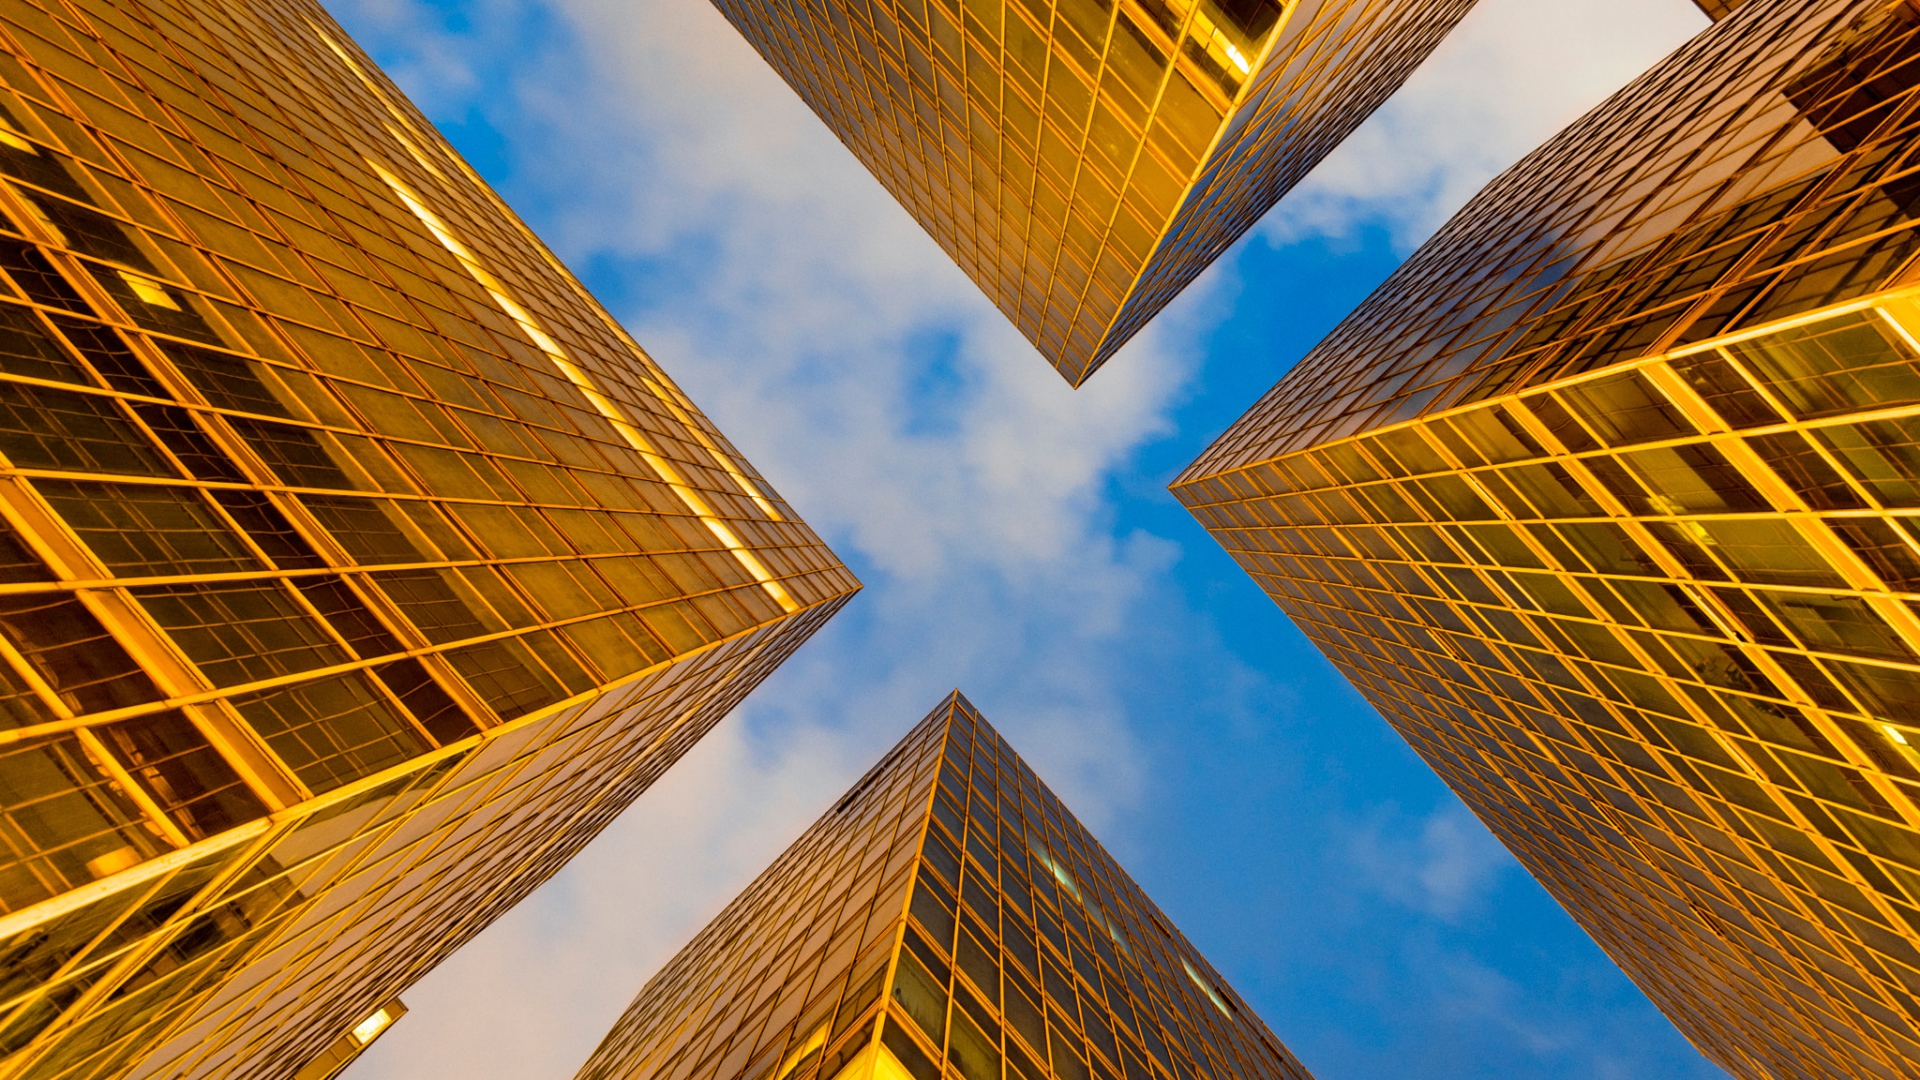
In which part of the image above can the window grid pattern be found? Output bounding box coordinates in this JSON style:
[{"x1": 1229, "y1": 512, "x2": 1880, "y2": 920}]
[
  {"x1": 578, "y1": 694, "x2": 1313, "y2": 1080},
  {"x1": 4, "y1": 600, "x2": 844, "y2": 1080},
  {"x1": 1178, "y1": 2, "x2": 1920, "y2": 1078},
  {"x1": 1185, "y1": 0, "x2": 1920, "y2": 477},
  {"x1": 709, "y1": 0, "x2": 1472, "y2": 385},
  {"x1": 0, "y1": 0, "x2": 858, "y2": 1075}
]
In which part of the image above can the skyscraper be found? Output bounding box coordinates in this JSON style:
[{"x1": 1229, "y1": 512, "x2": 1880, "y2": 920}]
[
  {"x1": 708, "y1": 0, "x2": 1475, "y2": 386},
  {"x1": 576, "y1": 692, "x2": 1312, "y2": 1080},
  {"x1": 0, "y1": 0, "x2": 856, "y2": 1077},
  {"x1": 1176, "y1": 1, "x2": 1920, "y2": 1077}
]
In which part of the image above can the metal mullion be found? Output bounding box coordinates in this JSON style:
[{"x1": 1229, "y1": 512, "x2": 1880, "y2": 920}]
[
  {"x1": 0, "y1": 615, "x2": 76, "y2": 724},
  {"x1": 268, "y1": 573, "x2": 441, "y2": 748},
  {"x1": 0, "y1": 816, "x2": 285, "y2": 1080},
  {"x1": 71, "y1": 725, "x2": 188, "y2": 849},
  {"x1": 0, "y1": 472, "x2": 308, "y2": 810},
  {"x1": 333, "y1": 570, "x2": 493, "y2": 730}
]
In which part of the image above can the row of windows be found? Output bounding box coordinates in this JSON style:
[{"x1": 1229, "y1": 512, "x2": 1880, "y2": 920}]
[
  {"x1": 0, "y1": 0, "x2": 857, "y2": 1074},
  {"x1": 1184, "y1": 2, "x2": 1871, "y2": 473},
  {"x1": 577, "y1": 703, "x2": 950, "y2": 1080},
  {"x1": 0, "y1": 0, "x2": 849, "y2": 923},
  {"x1": 0, "y1": 2, "x2": 854, "y2": 1074},
  {"x1": 1102, "y1": 0, "x2": 1475, "y2": 375},
  {"x1": 1361, "y1": 641, "x2": 1910, "y2": 1074},
  {"x1": 720, "y1": 0, "x2": 1462, "y2": 381},
  {"x1": 1181, "y1": 6, "x2": 1920, "y2": 1075},
  {"x1": 1298, "y1": 594, "x2": 1920, "y2": 1074},
  {"x1": 720, "y1": 0, "x2": 1224, "y2": 373},
  {"x1": 0, "y1": 600, "x2": 802, "y2": 1080},
  {"x1": 899, "y1": 700, "x2": 1299, "y2": 1080},
  {"x1": 580, "y1": 698, "x2": 1307, "y2": 1080}
]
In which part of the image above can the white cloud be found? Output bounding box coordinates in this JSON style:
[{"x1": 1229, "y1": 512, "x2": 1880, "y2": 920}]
[
  {"x1": 1428, "y1": 948, "x2": 1568, "y2": 1054},
  {"x1": 338, "y1": 719, "x2": 855, "y2": 1079},
  {"x1": 501, "y1": 0, "x2": 1194, "y2": 577},
  {"x1": 334, "y1": 0, "x2": 1186, "y2": 1075},
  {"x1": 1346, "y1": 801, "x2": 1511, "y2": 920},
  {"x1": 318, "y1": 0, "x2": 1712, "y2": 1076},
  {"x1": 1262, "y1": 0, "x2": 1707, "y2": 249}
]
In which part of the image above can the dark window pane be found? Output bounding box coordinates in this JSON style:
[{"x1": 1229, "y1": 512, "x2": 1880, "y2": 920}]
[
  {"x1": 131, "y1": 403, "x2": 246, "y2": 482},
  {"x1": 134, "y1": 581, "x2": 347, "y2": 687},
  {"x1": 305, "y1": 498, "x2": 422, "y2": 565},
  {"x1": 99, "y1": 710, "x2": 264, "y2": 840},
  {"x1": 0, "y1": 304, "x2": 83, "y2": 384},
  {"x1": 49, "y1": 316, "x2": 161, "y2": 396},
  {"x1": 372, "y1": 659, "x2": 475, "y2": 744},
  {"x1": 160, "y1": 344, "x2": 289, "y2": 418},
  {"x1": 36, "y1": 481, "x2": 255, "y2": 577},
  {"x1": 0, "y1": 384, "x2": 168, "y2": 475},
  {"x1": 0, "y1": 593, "x2": 158, "y2": 714},
  {"x1": 0, "y1": 239, "x2": 86, "y2": 313},
  {"x1": 230, "y1": 673, "x2": 426, "y2": 793},
  {"x1": 442, "y1": 638, "x2": 560, "y2": 721},
  {"x1": 0, "y1": 734, "x2": 167, "y2": 913},
  {"x1": 228, "y1": 418, "x2": 352, "y2": 490},
  {"x1": 210, "y1": 490, "x2": 325, "y2": 567}
]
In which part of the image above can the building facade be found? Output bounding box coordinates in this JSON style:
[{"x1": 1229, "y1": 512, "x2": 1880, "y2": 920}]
[
  {"x1": 1175, "y1": 1, "x2": 1920, "y2": 1077},
  {"x1": 0, "y1": 1, "x2": 856, "y2": 1078},
  {"x1": 708, "y1": 0, "x2": 1475, "y2": 385},
  {"x1": 576, "y1": 693, "x2": 1312, "y2": 1080}
]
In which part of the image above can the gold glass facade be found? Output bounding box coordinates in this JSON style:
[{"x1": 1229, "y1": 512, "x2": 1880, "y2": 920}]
[
  {"x1": 1177, "y1": 1, "x2": 1920, "y2": 1077},
  {"x1": 576, "y1": 693, "x2": 1313, "y2": 1080},
  {"x1": 0, "y1": 0, "x2": 857, "y2": 1077},
  {"x1": 708, "y1": 0, "x2": 1474, "y2": 385}
]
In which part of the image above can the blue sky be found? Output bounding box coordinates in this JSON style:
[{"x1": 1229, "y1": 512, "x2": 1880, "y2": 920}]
[{"x1": 325, "y1": 1, "x2": 1727, "y2": 1077}]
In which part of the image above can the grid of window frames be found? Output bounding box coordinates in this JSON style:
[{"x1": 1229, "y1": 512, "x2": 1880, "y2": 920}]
[
  {"x1": 0, "y1": 0, "x2": 857, "y2": 1076},
  {"x1": 1185, "y1": 0, "x2": 1920, "y2": 477},
  {"x1": 706, "y1": 0, "x2": 1474, "y2": 385},
  {"x1": 1099, "y1": 0, "x2": 1472, "y2": 369},
  {"x1": 577, "y1": 694, "x2": 1315, "y2": 1080},
  {"x1": 1178, "y1": 2, "x2": 1920, "y2": 1078}
]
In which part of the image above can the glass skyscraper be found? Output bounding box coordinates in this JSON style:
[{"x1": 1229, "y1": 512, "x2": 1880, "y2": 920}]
[
  {"x1": 707, "y1": 0, "x2": 1476, "y2": 385},
  {"x1": 1176, "y1": 1, "x2": 1920, "y2": 1077},
  {"x1": 0, "y1": 0, "x2": 855, "y2": 1078},
  {"x1": 576, "y1": 693, "x2": 1312, "y2": 1080}
]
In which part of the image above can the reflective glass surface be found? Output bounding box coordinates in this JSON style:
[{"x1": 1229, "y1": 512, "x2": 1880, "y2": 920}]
[
  {"x1": 1180, "y1": 2, "x2": 1920, "y2": 1077},
  {"x1": 0, "y1": 0, "x2": 857, "y2": 1076},
  {"x1": 578, "y1": 694, "x2": 1312, "y2": 1080},
  {"x1": 710, "y1": 0, "x2": 1474, "y2": 384}
]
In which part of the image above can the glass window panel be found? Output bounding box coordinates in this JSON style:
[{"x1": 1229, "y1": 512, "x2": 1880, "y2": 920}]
[
  {"x1": 35, "y1": 481, "x2": 256, "y2": 577},
  {"x1": 0, "y1": 593, "x2": 158, "y2": 715},
  {"x1": 134, "y1": 581, "x2": 347, "y2": 688},
  {"x1": 229, "y1": 673, "x2": 426, "y2": 793},
  {"x1": 301, "y1": 496, "x2": 424, "y2": 566},
  {"x1": 0, "y1": 734, "x2": 167, "y2": 913},
  {"x1": 1732, "y1": 310, "x2": 1920, "y2": 417},
  {"x1": 0, "y1": 384, "x2": 169, "y2": 476},
  {"x1": 98, "y1": 711, "x2": 264, "y2": 840},
  {"x1": 442, "y1": 637, "x2": 562, "y2": 721},
  {"x1": 0, "y1": 303, "x2": 84, "y2": 384}
]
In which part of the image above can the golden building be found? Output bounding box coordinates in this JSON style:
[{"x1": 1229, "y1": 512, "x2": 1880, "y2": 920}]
[
  {"x1": 0, "y1": 0, "x2": 857, "y2": 1077},
  {"x1": 575, "y1": 692, "x2": 1313, "y2": 1080},
  {"x1": 1176, "y1": 1, "x2": 1920, "y2": 1077},
  {"x1": 708, "y1": 0, "x2": 1475, "y2": 386}
]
